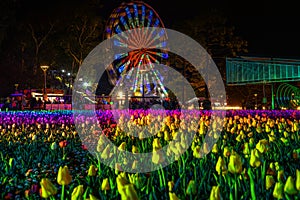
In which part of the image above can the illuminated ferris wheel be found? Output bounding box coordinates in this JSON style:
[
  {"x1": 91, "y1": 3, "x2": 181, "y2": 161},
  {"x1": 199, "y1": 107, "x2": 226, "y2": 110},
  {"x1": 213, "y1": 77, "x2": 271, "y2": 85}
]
[{"x1": 104, "y1": 1, "x2": 168, "y2": 97}]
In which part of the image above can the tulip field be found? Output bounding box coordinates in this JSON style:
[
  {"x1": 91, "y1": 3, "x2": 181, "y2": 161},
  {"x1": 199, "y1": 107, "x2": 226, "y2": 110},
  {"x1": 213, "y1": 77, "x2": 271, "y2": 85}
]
[{"x1": 1, "y1": 109, "x2": 300, "y2": 199}]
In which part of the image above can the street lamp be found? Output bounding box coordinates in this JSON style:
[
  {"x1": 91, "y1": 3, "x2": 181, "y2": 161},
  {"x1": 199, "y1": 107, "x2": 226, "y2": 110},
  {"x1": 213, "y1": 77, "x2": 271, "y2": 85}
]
[
  {"x1": 40, "y1": 65, "x2": 49, "y2": 103},
  {"x1": 254, "y1": 93, "x2": 258, "y2": 110},
  {"x1": 14, "y1": 83, "x2": 19, "y2": 92}
]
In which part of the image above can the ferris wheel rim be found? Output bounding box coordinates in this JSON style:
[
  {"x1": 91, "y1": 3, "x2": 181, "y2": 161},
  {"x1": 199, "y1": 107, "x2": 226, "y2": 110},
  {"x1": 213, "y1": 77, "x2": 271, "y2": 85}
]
[{"x1": 103, "y1": 0, "x2": 166, "y2": 40}]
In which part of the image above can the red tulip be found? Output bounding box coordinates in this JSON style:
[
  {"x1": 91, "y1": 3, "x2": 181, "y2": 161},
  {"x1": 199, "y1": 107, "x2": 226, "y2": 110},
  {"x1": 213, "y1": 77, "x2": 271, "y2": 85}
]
[
  {"x1": 59, "y1": 140, "x2": 67, "y2": 148},
  {"x1": 4, "y1": 193, "x2": 13, "y2": 200},
  {"x1": 81, "y1": 144, "x2": 88, "y2": 150}
]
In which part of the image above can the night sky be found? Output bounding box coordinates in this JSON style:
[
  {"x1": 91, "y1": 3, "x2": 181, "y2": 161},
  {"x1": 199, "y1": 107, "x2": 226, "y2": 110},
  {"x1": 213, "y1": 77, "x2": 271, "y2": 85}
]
[
  {"x1": 98, "y1": 0, "x2": 300, "y2": 59},
  {"x1": 16, "y1": 0, "x2": 300, "y2": 58}
]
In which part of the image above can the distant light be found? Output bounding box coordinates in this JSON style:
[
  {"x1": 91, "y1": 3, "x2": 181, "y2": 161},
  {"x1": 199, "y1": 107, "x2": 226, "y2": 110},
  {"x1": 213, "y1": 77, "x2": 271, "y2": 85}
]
[
  {"x1": 213, "y1": 106, "x2": 242, "y2": 110},
  {"x1": 297, "y1": 106, "x2": 300, "y2": 110},
  {"x1": 67, "y1": 72, "x2": 71, "y2": 76},
  {"x1": 62, "y1": 69, "x2": 65, "y2": 73},
  {"x1": 118, "y1": 91, "x2": 123, "y2": 97}
]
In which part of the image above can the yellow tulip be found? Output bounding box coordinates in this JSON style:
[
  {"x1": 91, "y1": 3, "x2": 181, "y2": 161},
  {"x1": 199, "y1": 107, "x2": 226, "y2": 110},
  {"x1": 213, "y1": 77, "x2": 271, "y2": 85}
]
[
  {"x1": 119, "y1": 183, "x2": 139, "y2": 200},
  {"x1": 270, "y1": 130, "x2": 275, "y2": 136},
  {"x1": 266, "y1": 175, "x2": 275, "y2": 190},
  {"x1": 268, "y1": 135, "x2": 276, "y2": 142},
  {"x1": 223, "y1": 146, "x2": 230, "y2": 158},
  {"x1": 215, "y1": 156, "x2": 227, "y2": 175},
  {"x1": 186, "y1": 180, "x2": 196, "y2": 195},
  {"x1": 203, "y1": 142, "x2": 210, "y2": 155},
  {"x1": 116, "y1": 172, "x2": 128, "y2": 192},
  {"x1": 284, "y1": 176, "x2": 298, "y2": 195},
  {"x1": 235, "y1": 133, "x2": 243, "y2": 142},
  {"x1": 265, "y1": 124, "x2": 271, "y2": 133},
  {"x1": 211, "y1": 143, "x2": 218, "y2": 154},
  {"x1": 274, "y1": 162, "x2": 281, "y2": 171},
  {"x1": 193, "y1": 145, "x2": 201, "y2": 158},
  {"x1": 101, "y1": 145, "x2": 113, "y2": 159},
  {"x1": 40, "y1": 178, "x2": 57, "y2": 198},
  {"x1": 277, "y1": 170, "x2": 284, "y2": 182},
  {"x1": 71, "y1": 185, "x2": 84, "y2": 200},
  {"x1": 293, "y1": 121, "x2": 299, "y2": 132},
  {"x1": 280, "y1": 137, "x2": 289, "y2": 145},
  {"x1": 256, "y1": 139, "x2": 269, "y2": 153},
  {"x1": 128, "y1": 173, "x2": 143, "y2": 190},
  {"x1": 269, "y1": 162, "x2": 276, "y2": 172},
  {"x1": 101, "y1": 178, "x2": 110, "y2": 191},
  {"x1": 250, "y1": 149, "x2": 262, "y2": 168},
  {"x1": 296, "y1": 169, "x2": 300, "y2": 191},
  {"x1": 283, "y1": 131, "x2": 289, "y2": 138},
  {"x1": 152, "y1": 150, "x2": 165, "y2": 164},
  {"x1": 164, "y1": 131, "x2": 171, "y2": 141},
  {"x1": 168, "y1": 181, "x2": 174, "y2": 192},
  {"x1": 242, "y1": 142, "x2": 250, "y2": 155},
  {"x1": 132, "y1": 145, "x2": 138, "y2": 154},
  {"x1": 118, "y1": 142, "x2": 126, "y2": 151},
  {"x1": 228, "y1": 151, "x2": 243, "y2": 174},
  {"x1": 273, "y1": 182, "x2": 284, "y2": 199},
  {"x1": 57, "y1": 166, "x2": 72, "y2": 185},
  {"x1": 169, "y1": 192, "x2": 180, "y2": 200},
  {"x1": 249, "y1": 137, "x2": 255, "y2": 148},
  {"x1": 180, "y1": 135, "x2": 189, "y2": 149},
  {"x1": 88, "y1": 164, "x2": 97, "y2": 176},
  {"x1": 247, "y1": 132, "x2": 253, "y2": 138},
  {"x1": 209, "y1": 185, "x2": 221, "y2": 200},
  {"x1": 153, "y1": 138, "x2": 162, "y2": 150},
  {"x1": 87, "y1": 194, "x2": 99, "y2": 200},
  {"x1": 199, "y1": 120, "x2": 206, "y2": 135},
  {"x1": 256, "y1": 125, "x2": 262, "y2": 133},
  {"x1": 115, "y1": 163, "x2": 123, "y2": 175},
  {"x1": 172, "y1": 131, "x2": 180, "y2": 141},
  {"x1": 132, "y1": 160, "x2": 138, "y2": 170},
  {"x1": 230, "y1": 126, "x2": 236, "y2": 134}
]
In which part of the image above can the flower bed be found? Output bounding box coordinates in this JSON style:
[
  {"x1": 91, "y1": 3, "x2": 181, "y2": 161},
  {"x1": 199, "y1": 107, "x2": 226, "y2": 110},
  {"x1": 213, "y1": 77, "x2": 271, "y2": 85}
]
[{"x1": 0, "y1": 110, "x2": 300, "y2": 199}]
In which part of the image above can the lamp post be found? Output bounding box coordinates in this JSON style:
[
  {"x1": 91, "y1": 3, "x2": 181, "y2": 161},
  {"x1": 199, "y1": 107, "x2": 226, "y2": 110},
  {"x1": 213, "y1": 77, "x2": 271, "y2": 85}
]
[
  {"x1": 14, "y1": 83, "x2": 19, "y2": 92},
  {"x1": 40, "y1": 65, "x2": 49, "y2": 104},
  {"x1": 254, "y1": 93, "x2": 258, "y2": 110}
]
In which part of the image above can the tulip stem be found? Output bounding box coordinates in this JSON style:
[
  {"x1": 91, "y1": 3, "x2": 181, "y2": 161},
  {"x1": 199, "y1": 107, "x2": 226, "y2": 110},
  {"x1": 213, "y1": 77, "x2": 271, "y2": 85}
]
[
  {"x1": 261, "y1": 162, "x2": 266, "y2": 193},
  {"x1": 62, "y1": 148, "x2": 65, "y2": 160},
  {"x1": 61, "y1": 185, "x2": 65, "y2": 200},
  {"x1": 234, "y1": 174, "x2": 238, "y2": 200},
  {"x1": 248, "y1": 168, "x2": 256, "y2": 200}
]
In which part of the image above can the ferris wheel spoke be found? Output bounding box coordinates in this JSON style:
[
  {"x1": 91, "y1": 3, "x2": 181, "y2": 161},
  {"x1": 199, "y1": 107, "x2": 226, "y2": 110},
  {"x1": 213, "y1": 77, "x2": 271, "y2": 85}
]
[
  {"x1": 125, "y1": 7, "x2": 135, "y2": 29},
  {"x1": 141, "y1": 5, "x2": 146, "y2": 27},
  {"x1": 146, "y1": 10, "x2": 153, "y2": 27},
  {"x1": 133, "y1": 4, "x2": 140, "y2": 27},
  {"x1": 120, "y1": 16, "x2": 131, "y2": 31}
]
